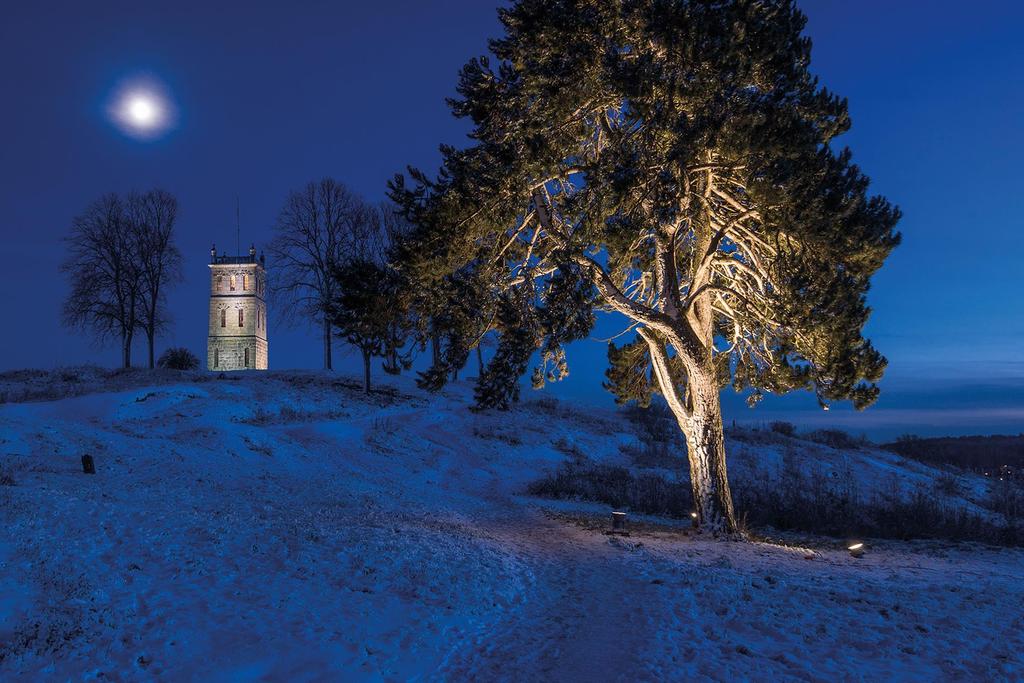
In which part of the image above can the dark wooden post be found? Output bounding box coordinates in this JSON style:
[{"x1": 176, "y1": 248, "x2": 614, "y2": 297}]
[{"x1": 81, "y1": 454, "x2": 95, "y2": 474}]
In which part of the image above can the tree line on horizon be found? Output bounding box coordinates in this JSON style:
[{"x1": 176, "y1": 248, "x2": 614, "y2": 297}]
[
  {"x1": 62, "y1": 0, "x2": 901, "y2": 537},
  {"x1": 59, "y1": 179, "x2": 447, "y2": 392}
]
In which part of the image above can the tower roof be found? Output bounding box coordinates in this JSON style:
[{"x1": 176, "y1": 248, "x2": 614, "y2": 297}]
[
  {"x1": 210, "y1": 254, "x2": 260, "y2": 265},
  {"x1": 210, "y1": 243, "x2": 264, "y2": 266}
]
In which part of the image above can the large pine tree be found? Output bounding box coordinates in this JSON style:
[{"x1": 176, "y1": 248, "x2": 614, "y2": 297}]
[{"x1": 392, "y1": 0, "x2": 900, "y2": 533}]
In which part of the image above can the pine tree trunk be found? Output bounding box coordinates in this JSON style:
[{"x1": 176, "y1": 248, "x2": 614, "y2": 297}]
[
  {"x1": 431, "y1": 329, "x2": 441, "y2": 367},
  {"x1": 641, "y1": 329, "x2": 738, "y2": 535},
  {"x1": 323, "y1": 317, "x2": 333, "y2": 371},
  {"x1": 476, "y1": 346, "x2": 483, "y2": 376},
  {"x1": 362, "y1": 348, "x2": 371, "y2": 393},
  {"x1": 147, "y1": 329, "x2": 155, "y2": 369},
  {"x1": 679, "y1": 369, "x2": 738, "y2": 535}
]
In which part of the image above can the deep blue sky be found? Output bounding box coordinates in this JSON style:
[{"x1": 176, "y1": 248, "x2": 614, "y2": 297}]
[{"x1": 1, "y1": 1, "x2": 1022, "y2": 438}]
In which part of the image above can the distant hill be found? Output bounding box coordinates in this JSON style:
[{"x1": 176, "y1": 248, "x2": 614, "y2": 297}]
[{"x1": 883, "y1": 434, "x2": 1024, "y2": 475}]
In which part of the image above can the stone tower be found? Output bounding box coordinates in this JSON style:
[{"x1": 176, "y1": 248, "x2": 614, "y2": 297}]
[{"x1": 207, "y1": 244, "x2": 269, "y2": 371}]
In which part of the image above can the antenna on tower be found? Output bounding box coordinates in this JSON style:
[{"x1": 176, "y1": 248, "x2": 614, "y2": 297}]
[{"x1": 235, "y1": 196, "x2": 241, "y2": 256}]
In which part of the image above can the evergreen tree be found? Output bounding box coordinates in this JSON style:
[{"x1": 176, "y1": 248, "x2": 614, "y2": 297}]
[
  {"x1": 391, "y1": 0, "x2": 900, "y2": 533},
  {"x1": 326, "y1": 258, "x2": 410, "y2": 393},
  {"x1": 325, "y1": 202, "x2": 414, "y2": 393},
  {"x1": 390, "y1": 189, "x2": 502, "y2": 389},
  {"x1": 413, "y1": 267, "x2": 496, "y2": 391}
]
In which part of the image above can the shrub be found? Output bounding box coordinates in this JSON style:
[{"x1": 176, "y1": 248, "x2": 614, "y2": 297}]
[
  {"x1": 553, "y1": 437, "x2": 588, "y2": 463},
  {"x1": 805, "y1": 429, "x2": 868, "y2": 450},
  {"x1": 157, "y1": 347, "x2": 200, "y2": 371},
  {"x1": 473, "y1": 425, "x2": 523, "y2": 446},
  {"x1": 725, "y1": 425, "x2": 793, "y2": 447},
  {"x1": 737, "y1": 462, "x2": 1019, "y2": 544},
  {"x1": 933, "y1": 472, "x2": 962, "y2": 497},
  {"x1": 365, "y1": 416, "x2": 401, "y2": 454},
  {"x1": 533, "y1": 396, "x2": 561, "y2": 413},
  {"x1": 882, "y1": 434, "x2": 1024, "y2": 474},
  {"x1": 769, "y1": 421, "x2": 797, "y2": 437},
  {"x1": 528, "y1": 458, "x2": 1023, "y2": 545},
  {"x1": 987, "y1": 479, "x2": 1024, "y2": 522},
  {"x1": 624, "y1": 403, "x2": 685, "y2": 468},
  {"x1": 528, "y1": 462, "x2": 692, "y2": 518}
]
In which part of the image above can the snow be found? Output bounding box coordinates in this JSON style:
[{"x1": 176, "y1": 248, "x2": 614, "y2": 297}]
[{"x1": 1, "y1": 370, "x2": 1022, "y2": 680}]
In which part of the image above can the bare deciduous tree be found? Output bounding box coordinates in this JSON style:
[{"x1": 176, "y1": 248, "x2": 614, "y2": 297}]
[
  {"x1": 62, "y1": 194, "x2": 141, "y2": 368},
  {"x1": 268, "y1": 179, "x2": 378, "y2": 370},
  {"x1": 130, "y1": 190, "x2": 182, "y2": 369}
]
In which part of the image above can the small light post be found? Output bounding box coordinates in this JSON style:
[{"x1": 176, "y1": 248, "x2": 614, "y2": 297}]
[
  {"x1": 847, "y1": 542, "x2": 865, "y2": 558},
  {"x1": 610, "y1": 511, "x2": 628, "y2": 535},
  {"x1": 81, "y1": 454, "x2": 96, "y2": 475},
  {"x1": 690, "y1": 511, "x2": 699, "y2": 529}
]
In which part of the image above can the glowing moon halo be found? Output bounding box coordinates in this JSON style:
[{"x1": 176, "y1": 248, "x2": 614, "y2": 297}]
[{"x1": 108, "y1": 79, "x2": 174, "y2": 140}]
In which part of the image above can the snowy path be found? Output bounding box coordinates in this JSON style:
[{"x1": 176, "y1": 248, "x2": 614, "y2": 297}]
[
  {"x1": 436, "y1": 511, "x2": 670, "y2": 682},
  {"x1": 1, "y1": 372, "x2": 1023, "y2": 681}
]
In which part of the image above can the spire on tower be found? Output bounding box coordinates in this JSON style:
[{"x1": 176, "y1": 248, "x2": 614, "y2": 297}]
[{"x1": 235, "y1": 197, "x2": 241, "y2": 257}]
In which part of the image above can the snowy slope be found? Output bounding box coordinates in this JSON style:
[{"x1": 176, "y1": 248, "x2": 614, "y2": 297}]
[{"x1": 0, "y1": 371, "x2": 1022, "y2": 681}]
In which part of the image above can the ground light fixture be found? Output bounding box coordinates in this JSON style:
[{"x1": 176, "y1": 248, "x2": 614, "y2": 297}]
[
  {"x1": 848, "y1": 542, "x2": 865, "y2": 558},
  {"x1": 611, "y1": 511, "x2": 628, "y2": 535}
]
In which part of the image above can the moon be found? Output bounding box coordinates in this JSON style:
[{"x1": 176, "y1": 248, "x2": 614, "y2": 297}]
[
  {"x1": 108, "y1": 79, "x2": 175, "y2": 139},
  {"x1": 128, "y1": 96, "x2": 157, "y2": 126}
]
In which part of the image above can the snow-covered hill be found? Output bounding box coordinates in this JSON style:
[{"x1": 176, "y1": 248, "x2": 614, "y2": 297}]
[{"x1": 1, "y1": 370, "x2": 1022, "y2": 680}]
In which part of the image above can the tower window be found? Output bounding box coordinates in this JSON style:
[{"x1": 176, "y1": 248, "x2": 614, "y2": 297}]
[
  {"x1": 244, "y1": 347, "x2": 250, "y2": 367},
  {"x1": 243, "y1": 274, "x2": 248, "y2": 290},
  {"x1": 220, "y1": 309, "x2": 226, "y2": 328},
  {"x1": 230, "y1": 275, "x2": 236, "y2": 291},
  {"x1": 214, "y1": 349, "x2": 219, "y2": 368},
  {"x1": 217, "y1": 275, "x2": 223, "y2": 291},
  {"x1": 238, "y1": 309, "x2": 244, "y2": 327}
]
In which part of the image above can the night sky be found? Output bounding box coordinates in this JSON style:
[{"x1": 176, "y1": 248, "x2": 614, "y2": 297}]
[{"x1": 1, "y1": 0, "x2": 1021, "y2": 439}]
